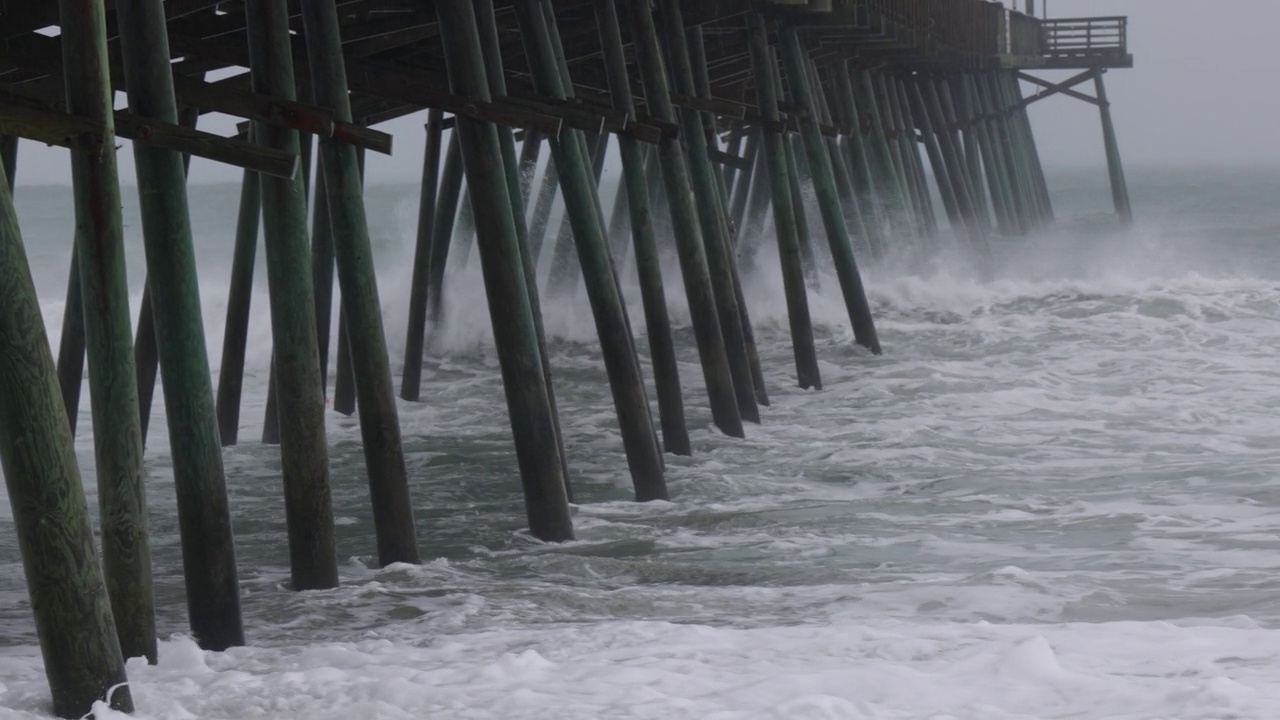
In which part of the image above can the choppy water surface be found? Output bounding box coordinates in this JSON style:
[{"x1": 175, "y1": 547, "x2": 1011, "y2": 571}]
[{"x1": 4, "y1": 166, "x2": 1280, "y2": 718}]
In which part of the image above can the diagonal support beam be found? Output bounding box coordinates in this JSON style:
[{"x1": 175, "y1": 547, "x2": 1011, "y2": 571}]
[{"x1": 1016, "y1": 69, "x2": 1100, "y2": 108}]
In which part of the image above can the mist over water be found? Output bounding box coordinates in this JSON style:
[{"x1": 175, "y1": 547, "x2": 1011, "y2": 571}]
[{"x1": 4, "y1": 165, "x2": 1280, "y2": 718}]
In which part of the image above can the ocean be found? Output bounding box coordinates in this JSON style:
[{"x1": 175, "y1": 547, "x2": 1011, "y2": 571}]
[{"x1": 3, "y1": 162, "x2": 1280, "y2": 718}]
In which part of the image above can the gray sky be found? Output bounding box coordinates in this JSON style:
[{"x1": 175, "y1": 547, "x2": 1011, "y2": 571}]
[{"x1": 10, "y1": 1, "x2": 1277, "y2": 186}]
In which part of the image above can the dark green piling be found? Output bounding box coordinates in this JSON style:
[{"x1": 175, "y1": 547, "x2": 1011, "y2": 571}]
[
  {"x1": 686, "y1": 22, "x2": 769, "y2": 410},
  {"x1": 244, "y1": 0, "x2": 339, "y2": 591},
  {"x1": 597, "y1": 0, "x2": 691, "y2": 457},
  {"x1": 660, "y1": 1, "x2": 761, "y2": 423},
  {"x1": 302, "y1": 0, "x2": 421, "y2": 566},
  {"x1": 311, "y1": 163, "x2": 336, "y2": 390},
  {"x1": 332, "y1": 310, "x2": 355, "y2": 416},
  {"x1": 728, "y1": 131, "x2": 761, "y2": 244},
  {"x1": 428, "y1": 133, "x2": 466, "y2": 326},
  {"x1": 133, "y1": 107, "x2": 200, "y2": 448},
  {"x1": 778, "y1": 26, "x2": 881, "y2": 355},
  {"x1": 215, "y1": 164, "x2": 260, "y2": 446},
  {"x1": 747, "y1": 14, "x2": 820, "y2": 390},
  {"x1": 401, "y1": 111, "x2": 445, "y2": 402},
  {"x1": 806, "y1": 57, "x2": 881, "y2": 262},
  {"x1": 784, "y1": 133, "x2": 820, "y2": 288},
  {"x1": 546, "y1": 131, "x2": 607, "y2": 298},
  {"x1": 55, "y1": 246, "x2": 86, "y2": 434},
  {"x1": 625, "y1": 0, "x2": 743, "y2": 439},
  {"x1": 62, "y1": 0, "x2": 156, "y2": 664},
  {"x1": 0, "y1": 155, "x2": 132, "y2": 718},
  {"x1": 435, "y1": 0, "x2": 573, "y2": 539},
  {"x1": 472, "y1": 0, "x2": 573, "y2": 501},
  {"x1": 1091, "y1": 69, "x2": 1131, "y2": 225},
  {"x1": 117, "y1": 0, "x2": 244, "y2": 649},
  {"x1": 518, "y1": 0, "x2": 667, "y2": 501}
]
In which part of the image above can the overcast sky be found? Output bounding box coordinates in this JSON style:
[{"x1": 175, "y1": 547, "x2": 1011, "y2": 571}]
[{"x1": 9, "y1": 0, "x2": 1276, "y2": 186}]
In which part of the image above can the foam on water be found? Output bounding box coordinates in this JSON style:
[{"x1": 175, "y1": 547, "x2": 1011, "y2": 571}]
[{"x1": 5, "y1": 167, "x2": 1280, "y2": 717}]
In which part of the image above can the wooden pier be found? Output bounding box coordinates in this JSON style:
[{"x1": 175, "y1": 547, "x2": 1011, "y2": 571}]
[{"x1": 0, "y1": 0, "x2": 1133, "y2": 715}]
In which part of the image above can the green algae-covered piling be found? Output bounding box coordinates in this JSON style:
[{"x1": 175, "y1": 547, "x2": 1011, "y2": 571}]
[
  {"x1": 474, "y1": 0, "x2": 574, "y2": 500},
  {"x1": 687, "y1": 22, "x2": 769, "y2": 410},
  {"x1": 310, "y1": 164, "x2": 336, "y2": 390},
  {"x1": 244, "y1": 0, "x2": 339, "y2": 591},
  {"x1": 597, "y1": 0, "x2": 691, "y2": 457},
  {"x1": 660, "y1": 0, "x2": 760, "y2": 425},
  {"x1": 428, "y1": 133, "x2": 465, "y2": 326},
  {"x1": 402, "y1": 111, "x2": 445, "y2": 402},
  {"x1": 54, "y1": 245, "x2": 85, "y2": 433},
  {"x1": 0, "y1": 125, "x2": 133, "y2": 720},
  {"x1": 747, "y1": 15, "x2": 821, "y2": 391},
  {"x1": 626, "y1": 0, "x2": 743, "y2": 440},
  {"x1": 117, "y1": 0, "x2": 244, "y2": 649},
  {"x1": 779, "y1": 26, "x2": 881, "y2": 355},
  {"x1": 302, "y1": 0, "x2": 421, "y2": 566},
  {"x1": 62, "y1": 0, "x2": 157, "y2": 664},
  {"x1": 215, "y1": 164, "x2": 261, "y2": 446},
  {"x1": 436, "y1": 0, "x2": 573, "y2": 539},
  {"x1": 516, "y1": 0, "x2": 667, "y2": 501}
]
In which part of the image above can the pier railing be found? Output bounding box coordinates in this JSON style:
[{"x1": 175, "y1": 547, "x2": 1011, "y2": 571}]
[{"x1": 1041, "y1": 16, "x2": 1129, "y2": 61}]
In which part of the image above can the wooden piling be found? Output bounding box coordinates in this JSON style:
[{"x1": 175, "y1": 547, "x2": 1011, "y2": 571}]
[
  {"x1": 244, "y1": 0, "x2": 339, "y2": 591},
  {"x1": 473, "y1": 0, "x2": 574, "y2": 501},
  {"x1": 981, "y1": 72, "x2": 1031, "y2": 232},
  {"x1": 311, "y1": 163, "x2": 336, "y2": 390},
  {"x1": 1091, "y1": 69, "x2": 1131, "y2": 225},
  {"x1": 301, "y1": 0, "x2": 421, "y2": 566},
  {"x1": 596, "y1": 0, "x2": 691, "y2": 457},
  {"x1": 727, "y1": 132, "x2": 761, "y2": 244},
  {"x1": 215, "y1": 164, "x2": 261, "y2": 446},
  {"x1": 401, "y1": 111, "x2": 445, "y2": 402},
  {"x1": 61, "y1": 0, "x2": 157, "y2": 663},
  {"x1": 659, "y1": 1, "x2": 761, "y2": 424},
  {"x1": 747, "y1": 14, "x2": 821, "y2": 391},
  {"x1": 435, "y1": 0, "x2": 573, "y2": 539},
  {"x1": 428, "y1": 133, "x2": 465, "y2": 326},
  {"x1": 778, "y1": 26, "x2": 881, "y2": 355},
  {"x1": 960, "y1": 73, "x2": 1014, "y2": 236},
  {"x1": 854, "y1": 70, "x2": 913, "y2": 236},
  {"x1": 55, "y1": 246, "x2": 86, "y2": 434},
  {"x1": 116, "y1": 0, "x2": 245, "y2": 649},
  {"x1": 333, "y1": 310, "x2": 355, "y2": 415},
  {"x1": 517, "y1": 0, "x2": 667, "y2": 501},
  {"x1": 834, "y1": 61, "x2": 889, "y2": 259},
  {"x1": 625, "y1": 0, "x2": 743, "y2": 439},
  {"x1": 783, "y1": 133, "x2": 821, "y2": 288},
  {"x1": 0, "y1": 157, "x2": 133, "y2": 718}
]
